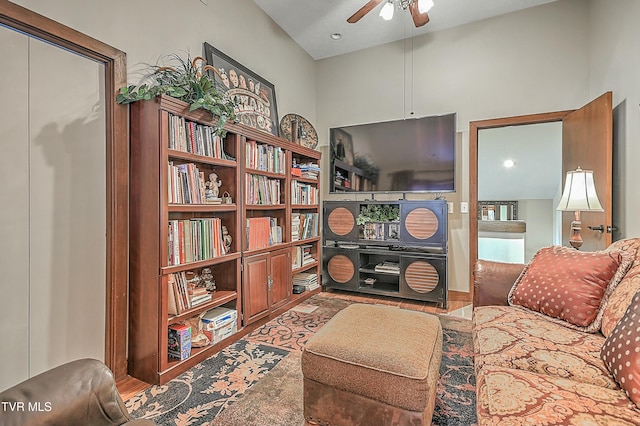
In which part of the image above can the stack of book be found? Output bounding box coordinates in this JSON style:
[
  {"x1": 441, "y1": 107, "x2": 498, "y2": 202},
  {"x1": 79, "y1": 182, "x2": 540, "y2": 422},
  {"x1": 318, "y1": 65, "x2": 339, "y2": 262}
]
[
  {"x1": 167, "y1": 272, "x2": 212, "y2": 315},
  {"x1": 291, "y1": 214, "x2": 301, "y2": 242},
  {"x1": 291, "y1": 213, "x2": 319, "y2": 240},
  {"x1": 292, "y1": 272, "x2": 319, "y2": 291},
  {"x1": 374, "y1": 261, "x2": 400, "y2": 275},
  {"x1": 292, "y1": 162, "x2": 320, "y2": 180},
  {"x1": 292, "y1": 244, "x2": 315, "y2": 269}
]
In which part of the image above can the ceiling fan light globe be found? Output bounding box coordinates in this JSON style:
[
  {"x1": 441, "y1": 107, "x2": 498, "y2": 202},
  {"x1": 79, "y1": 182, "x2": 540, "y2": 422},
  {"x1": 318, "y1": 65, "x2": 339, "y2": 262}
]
[
  {"x1": 418, "y1": 0, "x2": 434, "y2": 13},
  {"x1": 380, "y1": 1, "x2": 395, "y2": 20}
]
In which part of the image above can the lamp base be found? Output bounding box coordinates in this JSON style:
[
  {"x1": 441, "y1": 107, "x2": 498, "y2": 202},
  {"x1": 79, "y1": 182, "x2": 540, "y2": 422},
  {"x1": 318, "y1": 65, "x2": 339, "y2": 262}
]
[{"x1": 569, "y1": 211, "x2": 583, "y2": 250}]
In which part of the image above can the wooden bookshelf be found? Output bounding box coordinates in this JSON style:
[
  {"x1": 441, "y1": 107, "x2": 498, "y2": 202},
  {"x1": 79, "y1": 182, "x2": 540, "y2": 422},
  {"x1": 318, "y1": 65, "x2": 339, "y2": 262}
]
[{"x1": 128, "y1": 95, "x2": 321, "y2": 384}]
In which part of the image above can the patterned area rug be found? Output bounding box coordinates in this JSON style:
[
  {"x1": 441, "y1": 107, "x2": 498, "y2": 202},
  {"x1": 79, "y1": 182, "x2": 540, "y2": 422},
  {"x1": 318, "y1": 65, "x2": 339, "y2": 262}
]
[{"x1": 127, "y1": 294, "x2": 476, "y2": 425}]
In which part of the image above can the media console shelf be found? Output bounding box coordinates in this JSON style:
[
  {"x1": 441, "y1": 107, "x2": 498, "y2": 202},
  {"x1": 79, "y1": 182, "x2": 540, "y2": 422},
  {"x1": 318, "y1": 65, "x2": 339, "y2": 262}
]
[{"x1": 322, "y1": 200, "x2": 448, "y2": 308}]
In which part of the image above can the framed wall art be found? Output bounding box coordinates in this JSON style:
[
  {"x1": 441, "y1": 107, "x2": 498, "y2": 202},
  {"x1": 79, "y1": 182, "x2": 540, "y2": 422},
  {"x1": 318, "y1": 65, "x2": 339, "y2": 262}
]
[
  {"x1": 203, "y1": 42, "x2": 279, "y2": 137},
  {"x1": 330, "y1": 127, "x2": 354, "y2": 165}
]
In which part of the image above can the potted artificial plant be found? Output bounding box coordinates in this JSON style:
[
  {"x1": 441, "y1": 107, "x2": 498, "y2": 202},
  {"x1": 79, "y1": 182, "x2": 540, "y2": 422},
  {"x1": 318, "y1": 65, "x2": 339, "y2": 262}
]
[{"x1": 117, "y1": 53, "x2": 236, "y2": 136}]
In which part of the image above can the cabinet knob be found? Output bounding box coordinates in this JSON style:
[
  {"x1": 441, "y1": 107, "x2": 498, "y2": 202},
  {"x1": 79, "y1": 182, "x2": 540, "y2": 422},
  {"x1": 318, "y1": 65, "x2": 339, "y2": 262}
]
[{"x1": 268, "y1": 276, "x2": 273, "y2": 289}]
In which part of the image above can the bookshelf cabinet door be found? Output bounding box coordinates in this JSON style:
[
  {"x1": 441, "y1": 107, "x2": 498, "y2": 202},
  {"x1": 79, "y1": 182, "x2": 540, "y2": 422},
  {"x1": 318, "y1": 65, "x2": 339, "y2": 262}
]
[
  {"x1": 269, "y1": 249, "x2": 290, "y2": 310},
  {"x1": 242, "y1": 253, "x2": 270, "y2": 325}
]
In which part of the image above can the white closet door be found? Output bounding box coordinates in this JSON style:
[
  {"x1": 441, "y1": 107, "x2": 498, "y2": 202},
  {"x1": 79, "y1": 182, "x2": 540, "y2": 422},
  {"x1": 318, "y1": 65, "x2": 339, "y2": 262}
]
[
  {"x1": 0, "y1": 26, "x2": 30, "y2": 390},
  {"x1": 28, "y1": 37, "x2": 106, "y2": 377},
  {"x1": 0, "y1": 29, "x2": 107, "y2": 389}
]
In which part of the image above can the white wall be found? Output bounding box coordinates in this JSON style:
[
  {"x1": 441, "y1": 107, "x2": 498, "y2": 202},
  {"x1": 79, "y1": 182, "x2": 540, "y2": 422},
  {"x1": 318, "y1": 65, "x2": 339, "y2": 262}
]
[
  {"x1": 317, "y1": 0, "x2": 591, "y2": 291},
  {"x1": 588, "y1": 0, "x2": 640, "y2": 240},
  {"x1": 519, "y1": 199, "x2": 555, "y2": 261},
  {"x1": 11, "y1": 0, "x2": 318, "y2": 126}
]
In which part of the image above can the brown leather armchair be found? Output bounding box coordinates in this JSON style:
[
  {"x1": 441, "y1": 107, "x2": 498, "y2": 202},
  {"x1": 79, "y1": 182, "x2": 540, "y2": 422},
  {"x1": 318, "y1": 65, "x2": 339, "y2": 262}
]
[
  {"x1": 473, "y1": 259, "x2": 525, "y2": 307},
  {"x1": 0, "y1": 358, "x2": 155, "y2": 426}
]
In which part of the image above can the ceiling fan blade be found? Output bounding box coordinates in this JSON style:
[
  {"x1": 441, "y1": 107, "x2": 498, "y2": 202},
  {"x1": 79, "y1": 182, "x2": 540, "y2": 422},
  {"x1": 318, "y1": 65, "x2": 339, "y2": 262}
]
[
  {"x1": 347, "y1": 0, "x2": 384, "y2": 23},
  {"x1": 409, "y1": 2, "x2": 430, "y2": 27}
]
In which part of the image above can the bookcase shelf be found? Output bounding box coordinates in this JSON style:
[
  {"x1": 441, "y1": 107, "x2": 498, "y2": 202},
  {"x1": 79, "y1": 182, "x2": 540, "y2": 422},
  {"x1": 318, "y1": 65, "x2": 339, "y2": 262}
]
[
  {"x1": 167, "y1": 290, "x2": 238, "y2": 325},
  {"x1": 129, "y1": 95, "x2": 321, "y2": 384}
]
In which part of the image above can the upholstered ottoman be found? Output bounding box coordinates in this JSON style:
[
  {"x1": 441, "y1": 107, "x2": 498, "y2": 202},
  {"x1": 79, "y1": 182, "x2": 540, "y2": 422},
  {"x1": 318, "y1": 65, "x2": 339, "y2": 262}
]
[{"x1": 301, "y1": 304, "x2": 443, "y2": 426}]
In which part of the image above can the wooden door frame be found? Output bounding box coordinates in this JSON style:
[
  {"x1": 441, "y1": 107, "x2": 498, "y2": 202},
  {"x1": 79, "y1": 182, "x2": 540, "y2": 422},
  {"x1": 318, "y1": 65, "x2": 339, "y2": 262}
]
[
  {"x1": 0, "y1": 1, "x2": 129, "y2": 379},
  {"x1": 468, "y1": 110, "x2": 572, "y2": 300}
]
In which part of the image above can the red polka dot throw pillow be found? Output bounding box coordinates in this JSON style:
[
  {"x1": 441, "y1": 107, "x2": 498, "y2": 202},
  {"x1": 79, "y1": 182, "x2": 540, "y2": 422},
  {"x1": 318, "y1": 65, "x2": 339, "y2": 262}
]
[
  {"x1": 600, "y1": 290, "x2": 640, "y2": 408},
  {"x1": 508, "y1": 246, "x2": 633, "y2": 333}
]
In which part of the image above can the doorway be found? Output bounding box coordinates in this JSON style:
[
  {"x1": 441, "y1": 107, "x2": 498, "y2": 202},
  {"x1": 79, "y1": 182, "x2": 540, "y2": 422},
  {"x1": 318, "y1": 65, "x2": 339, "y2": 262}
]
[
  {"x1": 0, "y1": 1, "x2": 128, "y2": 382},
  {"x1": 469, "y1": 93, "x2": 615, "y2": 297}
]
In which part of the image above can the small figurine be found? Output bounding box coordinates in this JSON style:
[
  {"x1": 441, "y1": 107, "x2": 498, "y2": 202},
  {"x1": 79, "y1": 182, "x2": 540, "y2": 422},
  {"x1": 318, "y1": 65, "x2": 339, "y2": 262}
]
[
  {"x1": 222, "y1": 225, "x2": 232, "y2": 252},
  {"x1": 201, "y1": 268, "x2": 216, "y2": 291},
  {"x1": 205, "y1": 172, "x2": 222, "y2": 204}
]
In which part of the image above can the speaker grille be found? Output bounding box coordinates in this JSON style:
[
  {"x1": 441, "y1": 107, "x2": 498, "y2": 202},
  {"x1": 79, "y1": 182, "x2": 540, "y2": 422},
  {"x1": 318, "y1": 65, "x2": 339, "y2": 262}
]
[
  {"x1": 327, "y1": 207, "x2": 355, "y2": 236},
  {"x1": 405, "y1": 208, "x2": 438, "y2": 240},
  {"x1": 404, "y1": 261, "x2": 439, "y2": 293},
  {"x1": 327, "y1": 255, "x2": 355, "y2": 283}
]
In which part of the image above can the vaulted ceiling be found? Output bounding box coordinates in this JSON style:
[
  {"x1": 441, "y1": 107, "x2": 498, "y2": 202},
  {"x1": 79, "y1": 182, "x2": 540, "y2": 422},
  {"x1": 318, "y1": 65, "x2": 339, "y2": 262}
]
[{"x1": 253, "y1": 0, "x2": 560, "y2": 60}]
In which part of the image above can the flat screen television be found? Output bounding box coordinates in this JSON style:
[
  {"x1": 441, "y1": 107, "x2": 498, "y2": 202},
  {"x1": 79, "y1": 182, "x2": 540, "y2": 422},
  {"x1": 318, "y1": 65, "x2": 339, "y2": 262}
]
[{"x1": 329, "y1": 113, "x2": 456, "y2": 194}]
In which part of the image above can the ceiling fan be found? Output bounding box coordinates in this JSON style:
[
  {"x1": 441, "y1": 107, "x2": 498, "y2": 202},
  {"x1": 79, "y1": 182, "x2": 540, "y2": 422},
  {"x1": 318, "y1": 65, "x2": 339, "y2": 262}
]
[{"x1": 347, "y1": 0, "x2": 433, "y2": 27}]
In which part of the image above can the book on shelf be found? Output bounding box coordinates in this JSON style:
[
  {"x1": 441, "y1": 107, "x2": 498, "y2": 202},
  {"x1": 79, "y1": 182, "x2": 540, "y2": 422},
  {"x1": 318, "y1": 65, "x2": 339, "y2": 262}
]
[
  {"x1": 245, "y1": 173, "x2": 281, "y2": 205},
  {"x1": 168, "y1": 217, "x2": 226, "y2": 266},
  {"x1": 245, "y1": 140, "x2": 286, "y2": 174},
  {"x1": 168, "y1": 113, "x2": 230, "y2": 159},
  {"x1": 246, "y1": 216, "x2": 281, "y2": 250},
  {"x1": 291, "y1": 180, "x2": 319, "y2": 205},
  {"x1": 168, "y1": 162, "x2": 207, "y2": 204},
  {"x1": 291, "y1": 213, "x2": 319, "y2": 240},
  {"x1": 292, "y1": 244, "x2": 316, "y2": 269}
]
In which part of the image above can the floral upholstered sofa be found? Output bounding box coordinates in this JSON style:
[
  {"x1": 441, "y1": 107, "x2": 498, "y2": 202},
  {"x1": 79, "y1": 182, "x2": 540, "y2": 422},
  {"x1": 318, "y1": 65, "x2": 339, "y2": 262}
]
[{"x1": 472, "y1": 238, "x2": 640, "y2": 425}]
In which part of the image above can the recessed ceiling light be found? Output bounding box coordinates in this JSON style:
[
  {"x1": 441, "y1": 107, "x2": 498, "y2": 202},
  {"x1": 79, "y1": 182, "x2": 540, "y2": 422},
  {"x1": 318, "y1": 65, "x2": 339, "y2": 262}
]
[
  {"x1": 503, "y1": 159, "x2": 516, "y2": 168},
  {"x1": 330, "y1": 33, "x2": 342, "y2": 40}
]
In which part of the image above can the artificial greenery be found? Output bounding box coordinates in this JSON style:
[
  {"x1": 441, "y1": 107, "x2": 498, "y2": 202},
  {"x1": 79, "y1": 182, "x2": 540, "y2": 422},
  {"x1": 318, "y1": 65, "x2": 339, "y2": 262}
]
[
  {"x1": 117, "y1": 53, "x2": 236, "y2": 136},
  {"x1": 357, "y1": 204, "x2": 400, "y2": 225}
]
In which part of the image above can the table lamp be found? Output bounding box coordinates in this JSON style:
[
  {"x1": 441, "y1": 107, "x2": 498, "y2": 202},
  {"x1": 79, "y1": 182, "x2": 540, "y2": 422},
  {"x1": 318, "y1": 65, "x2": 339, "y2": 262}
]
[{"x1": 556, "y1": 167, "x2": 603, "y2": 249}]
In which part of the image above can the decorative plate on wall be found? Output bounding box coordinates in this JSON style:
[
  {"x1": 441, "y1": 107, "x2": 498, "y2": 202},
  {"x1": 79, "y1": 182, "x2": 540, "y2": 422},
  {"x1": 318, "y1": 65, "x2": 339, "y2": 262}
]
[{"x1": 279, "y1": 113, "x2": 318, "y2": 149}]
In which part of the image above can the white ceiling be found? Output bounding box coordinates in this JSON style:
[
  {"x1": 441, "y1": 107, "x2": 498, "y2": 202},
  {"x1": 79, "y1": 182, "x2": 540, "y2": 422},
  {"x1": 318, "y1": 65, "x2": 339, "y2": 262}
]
[{"x1": 253, "y1": 0, "x2": 560, "y2": 60}]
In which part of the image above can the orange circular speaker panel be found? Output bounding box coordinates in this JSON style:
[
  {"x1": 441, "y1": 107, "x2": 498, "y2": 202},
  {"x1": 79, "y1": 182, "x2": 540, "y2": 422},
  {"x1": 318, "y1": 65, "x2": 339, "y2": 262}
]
[
  {"x1": 404, "y1": 261, "x2": 439, "y2": 293},
  {"x1": 405, "y1": 208, "x2": 438, "y2": 240},
  {"x1": 327, "y1": 255, "x2": 355, "y2": 283},
  {"x1": 327, "y1": 207, "x2": 355, "y2": 236}
]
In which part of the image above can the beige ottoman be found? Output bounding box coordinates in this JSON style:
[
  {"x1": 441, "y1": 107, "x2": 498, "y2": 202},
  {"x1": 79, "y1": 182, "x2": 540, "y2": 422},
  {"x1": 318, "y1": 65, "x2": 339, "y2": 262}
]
[{"x1": 301, "y1": 304, "x2": 443, "y2": 426}]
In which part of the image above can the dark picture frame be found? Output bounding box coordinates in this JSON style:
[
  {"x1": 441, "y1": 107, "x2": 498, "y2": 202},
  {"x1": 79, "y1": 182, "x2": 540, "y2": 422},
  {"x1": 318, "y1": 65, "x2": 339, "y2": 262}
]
[
  {"x1": 203, "y1": 42, "x2": 279, "y2": 136},
  {"x1": 330, "y1": 127, "x2": 354, "y2": 165}
]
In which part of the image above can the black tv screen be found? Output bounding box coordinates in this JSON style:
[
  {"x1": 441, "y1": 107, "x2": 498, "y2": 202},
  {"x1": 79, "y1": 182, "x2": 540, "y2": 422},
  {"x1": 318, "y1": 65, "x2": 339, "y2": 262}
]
[{"x1": 329, "y1": 113, "x2": 456, "y2": 193}]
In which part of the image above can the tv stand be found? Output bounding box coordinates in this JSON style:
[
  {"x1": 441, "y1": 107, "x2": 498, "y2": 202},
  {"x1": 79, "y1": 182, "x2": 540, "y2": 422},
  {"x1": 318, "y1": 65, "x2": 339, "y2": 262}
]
[{"x1": 322, "y1": 200, "x2": 448, "y2": 308}]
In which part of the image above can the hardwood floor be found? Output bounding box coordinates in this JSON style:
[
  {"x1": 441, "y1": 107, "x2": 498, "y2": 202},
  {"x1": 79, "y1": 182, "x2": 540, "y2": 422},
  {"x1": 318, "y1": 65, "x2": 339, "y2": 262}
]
[{"x1": 116, "y1": 289, "x2": 473, "y2": 401}]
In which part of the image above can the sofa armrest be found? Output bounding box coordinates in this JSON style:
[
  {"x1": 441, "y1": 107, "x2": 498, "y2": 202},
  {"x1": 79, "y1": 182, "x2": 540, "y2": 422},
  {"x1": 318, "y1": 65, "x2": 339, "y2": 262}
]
[
  {"x1": 473, "y1": 260, "x2": 525, "y2": 308},
  {"x1": 0, "y1": 358, "x2": 154, "y2": 426}
]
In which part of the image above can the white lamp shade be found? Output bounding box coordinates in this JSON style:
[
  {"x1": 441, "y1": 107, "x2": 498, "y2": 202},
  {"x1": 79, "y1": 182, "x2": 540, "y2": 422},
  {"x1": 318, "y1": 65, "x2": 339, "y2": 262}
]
[
  {"x1": 556, "y1": 168, "x2": 604, "y2": 212},
  {"x1": 379, "y1": 1, "x2": 395, "y2": 20}
]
